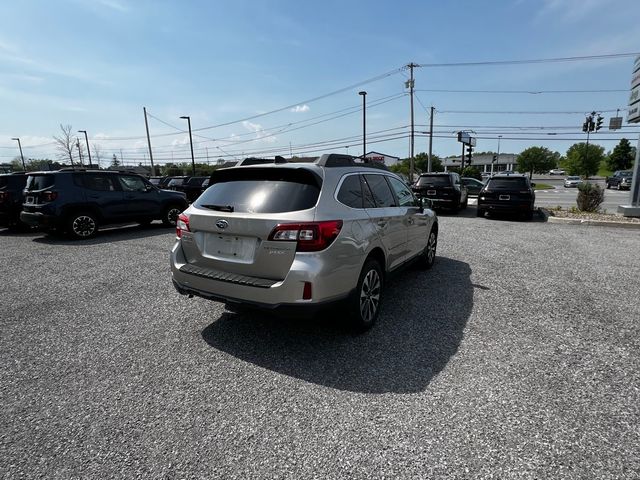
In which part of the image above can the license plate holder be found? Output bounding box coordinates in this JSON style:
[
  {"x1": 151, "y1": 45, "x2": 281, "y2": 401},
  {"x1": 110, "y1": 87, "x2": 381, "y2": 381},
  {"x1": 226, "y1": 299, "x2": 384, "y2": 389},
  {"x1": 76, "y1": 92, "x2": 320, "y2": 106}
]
[
  {"x1": 499, "y1": 194, "x2": 510, "y2": 201},
  {"x1": 427, "y1": 190, "x2": 436, "y2": 196},
  {"x1": 206, "y1": 233, "x2": 257, "y2": 263}
]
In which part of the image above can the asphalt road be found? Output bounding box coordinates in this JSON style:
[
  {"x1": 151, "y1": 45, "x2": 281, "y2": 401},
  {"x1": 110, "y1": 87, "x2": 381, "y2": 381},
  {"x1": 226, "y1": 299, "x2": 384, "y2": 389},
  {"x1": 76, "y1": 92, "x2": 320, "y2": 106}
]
[{"x1": 1, "y1": 218, "x2": 639, "y2": 479}]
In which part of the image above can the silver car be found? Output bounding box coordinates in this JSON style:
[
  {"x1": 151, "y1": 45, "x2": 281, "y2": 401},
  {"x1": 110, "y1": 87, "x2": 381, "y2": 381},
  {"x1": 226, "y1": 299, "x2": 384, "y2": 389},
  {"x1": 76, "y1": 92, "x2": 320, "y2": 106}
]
[
  {"x1": 170, "y1": 154, "x2": 438, "y2": 331},
  {"x1": 564, "y1": 176, "x2": 582, "y2": 188}
]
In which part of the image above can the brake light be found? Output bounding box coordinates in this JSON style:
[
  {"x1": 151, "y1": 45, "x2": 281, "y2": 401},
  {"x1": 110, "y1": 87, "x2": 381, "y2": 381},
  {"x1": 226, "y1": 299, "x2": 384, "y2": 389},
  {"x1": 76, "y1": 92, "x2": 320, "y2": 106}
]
[
  {"x1": 176, "y1": 213, "x2": 190, "y2": 238},
  {"x1": 302, "y1": 282, "x2": 312, "y2": 300},
  {"x1": 42, "y1": 191, "x2": 58, "y2": 202},
  {"x1": 268, "y1": 220, "x2": 343, "y2": 252}
]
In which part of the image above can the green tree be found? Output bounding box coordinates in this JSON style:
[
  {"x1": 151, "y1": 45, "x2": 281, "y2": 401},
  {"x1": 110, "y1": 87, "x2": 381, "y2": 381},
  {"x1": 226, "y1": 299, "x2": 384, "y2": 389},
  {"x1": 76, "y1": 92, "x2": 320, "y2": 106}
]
[
  {"x1": 516, "y1": 146, "x2": 560, "y2": 178},
  {"x1": 606, "y1": 138, "x2": 636, "y2": 171},
  {"x1": 396, "y1": 152, "x2": 443, "y2": 174},
  {"x1": 461, "y1": 166, "x2": 481, "y2": 180},
  {"x1": 562, "y1": 143, "x2": 605, "y2": 178}
]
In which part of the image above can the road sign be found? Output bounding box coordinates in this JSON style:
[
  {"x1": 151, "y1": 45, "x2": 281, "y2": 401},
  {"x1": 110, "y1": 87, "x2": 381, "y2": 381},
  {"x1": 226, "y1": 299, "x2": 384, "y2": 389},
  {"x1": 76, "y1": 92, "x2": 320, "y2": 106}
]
[
  {"x1": 609, "y1": 117, "x2": 623, "y2": 130},
  {"x1": 629, "y1": 57, "x2": 640, "y2": 124}
]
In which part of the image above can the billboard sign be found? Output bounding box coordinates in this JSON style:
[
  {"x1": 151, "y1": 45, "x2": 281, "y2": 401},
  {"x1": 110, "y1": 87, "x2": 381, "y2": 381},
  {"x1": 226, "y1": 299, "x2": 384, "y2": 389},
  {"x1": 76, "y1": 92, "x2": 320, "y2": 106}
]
[
  {"x1": 609, "y1": 117, "x2": 623, "y2": 130},
  {"x1": 628, "y1": 56, "x2": 640, "y2": 124}
]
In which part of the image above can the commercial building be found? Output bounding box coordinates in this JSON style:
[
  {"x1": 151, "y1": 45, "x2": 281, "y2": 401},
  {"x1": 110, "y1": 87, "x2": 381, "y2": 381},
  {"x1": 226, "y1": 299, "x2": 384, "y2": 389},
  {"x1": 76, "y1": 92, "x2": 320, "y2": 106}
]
[{"x1": 443, "y1": 153, "x2": 518, "y2": 173}]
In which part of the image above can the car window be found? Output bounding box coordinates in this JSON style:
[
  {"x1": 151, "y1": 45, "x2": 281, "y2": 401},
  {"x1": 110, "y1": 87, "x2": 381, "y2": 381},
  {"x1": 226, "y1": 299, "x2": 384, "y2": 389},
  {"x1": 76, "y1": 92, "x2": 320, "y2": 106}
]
[
  {"x1": 337, "y1": 174, "x2": 364, "y2": 208},
  {"x1": 196, "y1": 167, "x2": 320, "y2": 213},
  {"x1": 487, "y1": 177, "x2": 529, "y2": 189},
  {"x1": 25, "y1": 174, "x2": 55, "y2": 191},
  {"x1": 82, "y1": 174, "x2": 117, "y2": 191},
  {"x1": 118, "y1": 175, "x2": 147, "y2": 192},
  {"x1": 416, "y1": 175, "x2": 450, "y2": 187},
  {"x1": 387, "y1": 176, "x2": 417, "y2": 207},
  {"x1": 363, "y1": 174, "x2": 397, "y2": 208}
]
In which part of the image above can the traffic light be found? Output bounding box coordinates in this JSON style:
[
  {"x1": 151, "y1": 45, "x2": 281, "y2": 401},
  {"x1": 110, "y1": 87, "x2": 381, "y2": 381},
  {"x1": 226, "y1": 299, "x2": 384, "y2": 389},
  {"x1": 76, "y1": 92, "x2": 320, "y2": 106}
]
[
  {"x1": 466, "y1": 145, "x2": 473, "y2": 163},
  {"x1": 492, "y1": 154, "x2": 497, "y2": 162},
  {"x1": 582, "y1": 121, "x2": 589, "y2": 132},
  {"x1": 596, "y1": 115, "x2": 603, "y2": 131}
]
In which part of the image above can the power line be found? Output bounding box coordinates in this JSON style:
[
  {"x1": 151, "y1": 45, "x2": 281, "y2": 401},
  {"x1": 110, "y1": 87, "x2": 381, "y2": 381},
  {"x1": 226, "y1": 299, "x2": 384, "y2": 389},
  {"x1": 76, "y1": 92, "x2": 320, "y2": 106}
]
[
  {"x1": 416, "y1": 88, "x2": 628, "y2": 94},
  {"x1": 437, "y1": 108, "x2": 627, "y2": 115},
  {"x1": 416, "y1": 52, "x2": 640, "y2": 68}
]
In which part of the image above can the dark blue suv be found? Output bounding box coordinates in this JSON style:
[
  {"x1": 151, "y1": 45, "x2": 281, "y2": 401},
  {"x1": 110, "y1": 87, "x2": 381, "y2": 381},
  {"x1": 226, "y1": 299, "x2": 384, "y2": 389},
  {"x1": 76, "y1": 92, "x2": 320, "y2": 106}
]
[
  {"x1": 0, "y1": 172, "x2": 28, "y2": 229},
  {"x1": 20, "y1": 169, "x2": 188, "y2": 239}
]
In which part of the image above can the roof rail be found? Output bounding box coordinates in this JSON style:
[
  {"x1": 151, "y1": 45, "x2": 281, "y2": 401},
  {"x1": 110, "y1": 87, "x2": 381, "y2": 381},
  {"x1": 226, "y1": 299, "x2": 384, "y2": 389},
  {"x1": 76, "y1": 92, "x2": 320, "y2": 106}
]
[{"x1": 315, "y1": 153, "x2": 390, "y2": 170}]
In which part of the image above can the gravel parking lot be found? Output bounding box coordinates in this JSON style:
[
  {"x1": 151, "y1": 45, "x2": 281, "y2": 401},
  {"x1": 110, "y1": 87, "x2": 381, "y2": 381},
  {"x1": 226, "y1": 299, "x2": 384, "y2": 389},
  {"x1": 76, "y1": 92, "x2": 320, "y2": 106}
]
[{"x1": 1, "y1": 217, "x2": 639, "y2": 479}]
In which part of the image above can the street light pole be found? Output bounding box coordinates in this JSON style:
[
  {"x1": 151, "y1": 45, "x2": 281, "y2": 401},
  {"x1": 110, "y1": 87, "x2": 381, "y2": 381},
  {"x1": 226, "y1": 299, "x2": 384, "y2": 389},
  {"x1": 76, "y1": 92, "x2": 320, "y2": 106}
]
[
  {"x1": 78, "y1": 130, "x2": 92, "y2": 168},
  {"x1": 11, "y1": 137, "x2": 26, "y2": 170},
  {"x1": 180, "y1": 116, "x2": 196, "y2": 176},
  {"x1": 493, "y1": 135, "x2": 502, "y2": 176},
  {"x1": 358, "y1": 91, "x2": 367, "y2": 159}
]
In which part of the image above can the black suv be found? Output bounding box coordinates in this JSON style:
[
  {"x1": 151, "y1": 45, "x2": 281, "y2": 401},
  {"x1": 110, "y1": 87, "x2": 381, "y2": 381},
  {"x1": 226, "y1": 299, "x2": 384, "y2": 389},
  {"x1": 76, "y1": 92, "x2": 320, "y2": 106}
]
[
  {"x1": 412, "y1": 172, "x2": 468, "y2": 211},
  {"x1": 20, "y1": 169, "x2": 188, "y2": 238},
  {"x1": 477, "y1": 174, "x2": 536, "y2": 220},
  {"x1": 0, "y1": 172, "x2": 28, "y2": 229},
  {"x1": 176, "y1": 176, "x2": 208, "y2": 202}
]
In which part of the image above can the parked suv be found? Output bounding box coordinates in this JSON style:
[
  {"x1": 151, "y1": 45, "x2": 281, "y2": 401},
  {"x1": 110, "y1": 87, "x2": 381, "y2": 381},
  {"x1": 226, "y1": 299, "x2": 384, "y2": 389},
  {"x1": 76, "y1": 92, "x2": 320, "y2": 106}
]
[
  {"x1": 477, "y1": 174, "x2": 536, "y2": 220},
  {"x1": 177, "y1": 176, "x2": 209, "y2": 203},
  {"x1": 606, "y1": 170, "x2": 633, "y2": 190},
  {"x1": 170, "y1": 154, "x2": 438, "y2": 331},
  {"x1": 411, "y1": 172, "x2": 468, "y2": 211},
  {"x1": 20, "y1": 169, "x2": 188, "y2": 238},
  {"x1": 0, "y1": 172, "x2": 28, "y2": 229}
]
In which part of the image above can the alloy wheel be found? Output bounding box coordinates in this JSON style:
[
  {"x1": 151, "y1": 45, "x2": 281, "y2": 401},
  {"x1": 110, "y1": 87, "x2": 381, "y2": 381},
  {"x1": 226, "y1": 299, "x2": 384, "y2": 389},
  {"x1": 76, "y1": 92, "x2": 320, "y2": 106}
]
[
  {"x1": 72, "y1": 215, "x2": 96, "y2": 237},
  {"x1": 359, "y1": 269, "x2": 381, "y2": 324}
]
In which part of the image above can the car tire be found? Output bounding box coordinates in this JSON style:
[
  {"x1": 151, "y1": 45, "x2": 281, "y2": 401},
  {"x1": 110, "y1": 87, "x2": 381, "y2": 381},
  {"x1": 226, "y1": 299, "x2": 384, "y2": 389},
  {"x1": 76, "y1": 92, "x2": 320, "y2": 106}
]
[
  {"x1": 605, "y1": 182, "x2": 610, "y2": 189},
  {"x1": 418, "y1": 227, "x2": 438, "y2": 270},
  {"x1": 349, "y1": 259, "x2": 383, "y2": 332},
  {"x1": 67, "y1": 212, "x2": 98, "y2": 239},
  {"x1": 524, "y1": 209, "x2": 534, "y2": 221},
  {"x1": 162, "y1": 205, "x2": 182, "y2": 227},
  {"x1": 476, "y1": 208, "x2": 485, "y2": 218}
]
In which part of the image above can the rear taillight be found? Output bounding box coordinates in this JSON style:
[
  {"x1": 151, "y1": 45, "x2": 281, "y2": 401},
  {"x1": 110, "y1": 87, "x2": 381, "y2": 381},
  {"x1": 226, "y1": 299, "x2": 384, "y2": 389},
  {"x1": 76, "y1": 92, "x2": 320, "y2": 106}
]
[
  {"x1": 176, "y1": 213, "x2": 190, "y2": 238},
  {"x1": 268, "y1": 220, "x2": 343, "y2": 252},
  {"x1": 42, "y1": 191, "x2": 58, "y2": 202}
]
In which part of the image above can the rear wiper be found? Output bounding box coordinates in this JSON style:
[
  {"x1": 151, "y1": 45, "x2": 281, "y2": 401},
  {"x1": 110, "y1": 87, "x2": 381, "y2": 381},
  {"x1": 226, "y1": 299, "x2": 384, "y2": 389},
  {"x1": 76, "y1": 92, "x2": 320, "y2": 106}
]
[{"x1": 201, "y1": 204, "x2": 234, "y2": 212}]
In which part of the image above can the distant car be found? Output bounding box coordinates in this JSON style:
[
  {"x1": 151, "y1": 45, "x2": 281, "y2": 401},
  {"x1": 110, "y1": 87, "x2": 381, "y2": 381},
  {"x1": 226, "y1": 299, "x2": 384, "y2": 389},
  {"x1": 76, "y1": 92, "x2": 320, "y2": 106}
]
[
  {"x1": 166, "y1": 176, "x2": 188, "y2": 190},
  {"x1": 549, "y1": 168, "x2": 566, "y2": 175},
  {"x1": 606, "y1": 170, "x2": 633, "y2": 190},
  {"x1": 20, "y1": 169, "x2": 188, "y2": 239},
  {"x1": 480, "y1": 172, "x2": 492, "y2": 179},
  {"x1": 501, "y1": 170, "x2": 515, "y2": 175},
  {"x1": 461, "y1": 177, "x2": 485, "y2": 196},
  {"x1": 477, "y1": 174, "x2": 536, "y2": 220},
  {"x1": 0, "y1": 172, "x2": 28, "y2": 229},
  {"x1": 411, "y1": 172, "x2": 468, "y2": 211},
  {"x1": 179, "y1": 176, "x2": 209, "y2": 202},
  {"x1": 564, "y1": 176, "x2": 582, "y2": 188}
]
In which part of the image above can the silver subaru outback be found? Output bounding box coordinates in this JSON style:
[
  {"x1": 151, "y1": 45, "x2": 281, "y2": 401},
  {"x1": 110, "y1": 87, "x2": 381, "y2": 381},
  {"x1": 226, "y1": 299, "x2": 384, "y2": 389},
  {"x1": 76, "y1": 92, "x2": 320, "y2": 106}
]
[{"x1": 170, "y1": 154, "x2": 438, "y2": 330}]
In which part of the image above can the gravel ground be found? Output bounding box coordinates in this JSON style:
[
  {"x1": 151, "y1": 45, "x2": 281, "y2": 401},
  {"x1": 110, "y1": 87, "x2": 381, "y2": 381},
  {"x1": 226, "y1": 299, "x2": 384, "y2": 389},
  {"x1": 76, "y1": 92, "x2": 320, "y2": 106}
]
[{"x1": 1, "y1": 218, "x2": 639, "y2": 479}]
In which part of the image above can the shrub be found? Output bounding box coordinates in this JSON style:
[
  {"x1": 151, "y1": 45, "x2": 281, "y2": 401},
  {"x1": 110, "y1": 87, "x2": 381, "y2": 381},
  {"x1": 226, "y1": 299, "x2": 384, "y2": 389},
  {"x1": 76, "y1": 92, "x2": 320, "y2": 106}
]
[{"x1": 576, "y1": 182, "x2": 604, "y2": 212}]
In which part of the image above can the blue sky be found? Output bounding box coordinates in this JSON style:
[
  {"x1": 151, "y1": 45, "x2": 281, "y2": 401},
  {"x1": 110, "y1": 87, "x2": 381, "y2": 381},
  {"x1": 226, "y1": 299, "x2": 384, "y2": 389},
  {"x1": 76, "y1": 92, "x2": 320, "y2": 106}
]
[{"x1": 1, "y1": 0, "x2": 639, "y2": 166}]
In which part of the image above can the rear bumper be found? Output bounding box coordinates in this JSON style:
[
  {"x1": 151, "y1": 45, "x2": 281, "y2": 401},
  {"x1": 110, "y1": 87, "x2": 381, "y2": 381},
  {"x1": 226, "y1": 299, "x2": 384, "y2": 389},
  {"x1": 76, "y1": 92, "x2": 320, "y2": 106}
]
[
  {"x1": 477, "y1": 201, "x2": 533, "y2": 213},
  {"x1": 20, "y1": 211, "x2": 61, "y2": 227},
  {"x1": 170, "y1": 241, "x2": 355, "y2": 310}
]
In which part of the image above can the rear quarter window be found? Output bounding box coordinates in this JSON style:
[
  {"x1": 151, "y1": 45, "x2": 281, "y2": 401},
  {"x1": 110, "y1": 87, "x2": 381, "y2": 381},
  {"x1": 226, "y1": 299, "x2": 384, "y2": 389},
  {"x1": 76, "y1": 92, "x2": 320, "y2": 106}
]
[
  {"x1": 195, "y1": 167, "x2": 321, "y2": 213},
  {"x1": 337, "y1": 174, "x2": 364, "y2": 208}
]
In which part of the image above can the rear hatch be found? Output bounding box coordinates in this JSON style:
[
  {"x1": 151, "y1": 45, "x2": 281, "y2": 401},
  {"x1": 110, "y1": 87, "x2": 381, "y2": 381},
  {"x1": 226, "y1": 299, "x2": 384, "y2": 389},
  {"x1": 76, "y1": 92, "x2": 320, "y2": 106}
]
[
  {"x1": 482, "y1": 177, "x2": 532, "y2": 202},
  {"x1": 414, "y1": 175, "x2": 455, "y2": 200},
  {"x1": 179, "y1": 167, "x2": 323, "y2": 280},
  {"x1": 22, "y1": 173, "x2": 57, "y2": 211}
]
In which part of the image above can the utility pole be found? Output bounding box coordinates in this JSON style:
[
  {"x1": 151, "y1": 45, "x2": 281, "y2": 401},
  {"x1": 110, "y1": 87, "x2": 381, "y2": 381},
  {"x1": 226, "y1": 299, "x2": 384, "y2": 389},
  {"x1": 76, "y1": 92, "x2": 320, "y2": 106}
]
[
  {"x1": 76, "y1": 138, "x2": 83, "y2": 166},
  {"x1": 428, "y1": 106, "x2": 434, "y2": 172},
  {"x1": 359, "y1": 91, "x2": 367, "y2": 159},
  {"x1": 11, "y1": 137, "x2": 26, "y2": 170},
  {"x1": 180, "y1": 116, "x2": 196, "y2": 176},
  {"x1": 460, "y1": 142, "x2": 465, "y2": 171},
  {"x1": 407, "y1": 63, "x2": 417, "y2": 182},
  {"x1": 78, "y1": 130, "x2": 92, "y2": 168},
  {"x1": 143, "y1": 107, "x2": 156, "y2": 175},
  {"x1": 206, "y1": 147, "x2": 209, "y2": 163}
]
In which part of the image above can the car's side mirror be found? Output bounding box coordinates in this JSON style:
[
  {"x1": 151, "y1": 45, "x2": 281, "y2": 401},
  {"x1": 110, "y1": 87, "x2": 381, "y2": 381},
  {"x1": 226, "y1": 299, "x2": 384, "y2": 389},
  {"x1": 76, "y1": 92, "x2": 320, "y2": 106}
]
[
  {"x1": 531, "y1": 182, "x2": 536, "y2": 187},
  {"x1": 145, "y1": 184, "x2": 154, "y2": 192}
]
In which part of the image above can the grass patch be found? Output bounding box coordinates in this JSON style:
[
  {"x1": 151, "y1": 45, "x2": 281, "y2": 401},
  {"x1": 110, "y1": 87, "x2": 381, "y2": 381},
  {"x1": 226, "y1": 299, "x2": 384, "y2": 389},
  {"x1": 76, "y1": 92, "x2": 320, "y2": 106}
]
[
  {"x1": 597, "y1": 160, "x2": 612, "y2": 178},
  {"x1": 533, "y1": 183, "x2": 553, "y2": 190}
]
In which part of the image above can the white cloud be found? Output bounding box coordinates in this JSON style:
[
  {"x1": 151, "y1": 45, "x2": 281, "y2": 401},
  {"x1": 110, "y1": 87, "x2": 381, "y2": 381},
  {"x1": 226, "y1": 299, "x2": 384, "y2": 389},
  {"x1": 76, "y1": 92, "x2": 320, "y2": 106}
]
[
  {"x1": 96, "y1": 0, "x2": 129, "y2": 12},
  {"x1": 290, "y1": 104, "x2": 310, "y2": 113},
  {"x1": 242, "y1": 121, "x2": 277, "y2": 144}
]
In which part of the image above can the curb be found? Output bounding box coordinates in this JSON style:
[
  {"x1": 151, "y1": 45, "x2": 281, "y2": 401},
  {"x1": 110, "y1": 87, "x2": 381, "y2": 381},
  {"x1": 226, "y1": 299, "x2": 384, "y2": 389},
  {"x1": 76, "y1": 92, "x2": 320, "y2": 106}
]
[{"x1": 540, "y1": 208, "x2": 640, "y2": 230}]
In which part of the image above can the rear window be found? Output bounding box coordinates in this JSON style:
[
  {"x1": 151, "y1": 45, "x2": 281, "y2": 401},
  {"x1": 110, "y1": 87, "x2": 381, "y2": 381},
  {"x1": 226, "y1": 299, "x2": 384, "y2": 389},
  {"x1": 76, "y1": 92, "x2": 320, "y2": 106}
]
[
  {"x1": 417, "y1": 175, "x2": 450, "y2": 187},
  {"x1": 186, "y1": 177, "x2": 207, "y2": 185},
  {"x1": 25, "y1": 174, "x2": 55, "y2": 191},
  {"x1": 487, "y1": 177, "x2": 528, "y2": 189},
  {"x1": 195, "y1": 167, "x2": 321, "y2": 213}
]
